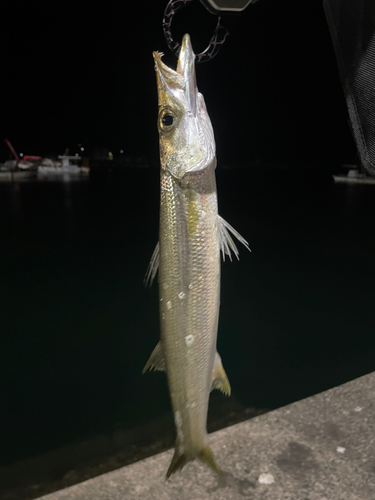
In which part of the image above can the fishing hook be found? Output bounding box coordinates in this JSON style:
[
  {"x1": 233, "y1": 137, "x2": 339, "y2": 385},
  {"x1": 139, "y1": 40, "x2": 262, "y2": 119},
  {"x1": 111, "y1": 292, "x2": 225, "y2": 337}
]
[{"x1": 162, "y1": 0, "x2": 229, "y2": 63}]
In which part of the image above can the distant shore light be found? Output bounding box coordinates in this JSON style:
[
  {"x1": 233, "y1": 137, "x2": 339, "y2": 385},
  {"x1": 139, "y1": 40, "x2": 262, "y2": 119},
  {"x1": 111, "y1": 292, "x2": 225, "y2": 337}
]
[{"x1": 120, "y1": 149, "x2": 124, "y2": 154}]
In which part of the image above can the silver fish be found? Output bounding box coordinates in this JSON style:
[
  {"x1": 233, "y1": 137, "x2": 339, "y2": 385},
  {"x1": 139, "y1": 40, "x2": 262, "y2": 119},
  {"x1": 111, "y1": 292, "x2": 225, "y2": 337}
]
[{"x1": 144, "y1": 34, "x2": 250, "y2": 478}]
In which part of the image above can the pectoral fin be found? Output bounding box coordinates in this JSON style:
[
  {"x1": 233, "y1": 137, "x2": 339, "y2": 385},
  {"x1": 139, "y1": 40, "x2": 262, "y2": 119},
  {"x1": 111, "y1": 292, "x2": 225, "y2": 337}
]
[
  {"x1": 218, "y1": 215, "x2": 251, "y2": 262},
  {"x1": 142, "y1": 341, "x2": 165, "y2": 374},
  {"x1": 211, "y1": 352, "x2": 231, "y2": 396},
  {"x1": 144, "y1": 242, "x2": 159, "y2": 287}
]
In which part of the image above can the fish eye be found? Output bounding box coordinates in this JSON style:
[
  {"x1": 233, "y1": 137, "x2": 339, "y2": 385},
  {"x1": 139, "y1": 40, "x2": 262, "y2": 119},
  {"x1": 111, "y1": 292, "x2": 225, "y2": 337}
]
[
  {"x1": 159, "y1": 109, "x2": 177, "y2": 133},
  {"x1": 162, "y1": 114, "x2": 174, "y2": 127}
]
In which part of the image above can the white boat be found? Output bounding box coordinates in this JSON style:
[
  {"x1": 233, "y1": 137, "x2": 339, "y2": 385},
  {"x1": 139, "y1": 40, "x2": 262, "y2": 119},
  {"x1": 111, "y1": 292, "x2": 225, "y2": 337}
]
[
  {"x1": 333, "y1": 164, "x2": 375, "y2": 185},
  {"x1": 2, "y1": 140, "x2": 89, "y2": 181},
  {"x1": 37, "y1": 156, "x2": 89, "y2": 176}
]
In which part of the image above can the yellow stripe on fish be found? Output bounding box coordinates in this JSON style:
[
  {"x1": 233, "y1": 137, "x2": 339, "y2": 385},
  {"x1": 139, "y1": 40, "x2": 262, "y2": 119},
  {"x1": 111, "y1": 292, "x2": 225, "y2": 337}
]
[{"x1": 187, "y1": 189, "x2": 199, "y2": 237}]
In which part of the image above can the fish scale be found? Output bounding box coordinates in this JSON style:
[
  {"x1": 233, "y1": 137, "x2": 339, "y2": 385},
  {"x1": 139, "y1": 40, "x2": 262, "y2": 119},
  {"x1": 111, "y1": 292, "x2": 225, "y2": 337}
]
[{"x1": 160, "y1": 164, "x2": 220, "y2": 469}]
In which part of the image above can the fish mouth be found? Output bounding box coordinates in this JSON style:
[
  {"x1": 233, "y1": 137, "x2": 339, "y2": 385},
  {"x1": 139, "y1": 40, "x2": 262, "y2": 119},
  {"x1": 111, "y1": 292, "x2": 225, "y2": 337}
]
[{"x1": 153, "y1": 34, "x2": 198, "y2": 117}]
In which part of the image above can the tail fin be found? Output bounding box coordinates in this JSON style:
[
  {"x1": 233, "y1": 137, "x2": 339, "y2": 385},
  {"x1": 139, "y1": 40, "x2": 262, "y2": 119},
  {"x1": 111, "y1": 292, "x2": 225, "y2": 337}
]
[
  {"x1": 198, "y1": 445, "x2": 223, "y2": 477},
  {"x1": 166, "y1": 444, "x2": 223, "y2": 478},
  {"x1": 166, "y1": 448, "x2": 190, "y2": 478}
]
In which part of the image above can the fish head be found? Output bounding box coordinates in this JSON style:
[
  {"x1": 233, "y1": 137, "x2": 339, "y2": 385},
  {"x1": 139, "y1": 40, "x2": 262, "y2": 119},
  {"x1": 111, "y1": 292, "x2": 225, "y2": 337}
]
[{"x1": 153, "y1": 34, "x2": 216, "y2": 180}]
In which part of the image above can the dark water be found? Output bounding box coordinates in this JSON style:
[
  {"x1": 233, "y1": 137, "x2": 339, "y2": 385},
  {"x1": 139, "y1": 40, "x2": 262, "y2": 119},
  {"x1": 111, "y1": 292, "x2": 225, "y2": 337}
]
[{"x1": 1, "y1": 166, "x2": 375, "y2": 495}]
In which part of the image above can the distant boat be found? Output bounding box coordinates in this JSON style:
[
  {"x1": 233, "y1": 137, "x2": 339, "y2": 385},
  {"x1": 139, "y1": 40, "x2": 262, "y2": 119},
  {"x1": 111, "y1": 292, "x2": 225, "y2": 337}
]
[
  {"x1": 37, "y1": 155, "x2": 89, "y2": 176},
  {"x1": 333, "y1": 164, "x2": 375, "y2": 185},
  {"x1": 2, "y1": 139, "x2": 41, "y2": 174},
  {"x1": 2, "y1": 140, "x2": 89, "y2": 180}
]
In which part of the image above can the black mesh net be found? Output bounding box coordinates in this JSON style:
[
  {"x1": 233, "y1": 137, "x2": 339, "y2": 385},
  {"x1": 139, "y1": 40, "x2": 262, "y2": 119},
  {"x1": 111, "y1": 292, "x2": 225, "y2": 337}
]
[{"x1": 324, "y1": 0, "x2": 375, "y2": 176}]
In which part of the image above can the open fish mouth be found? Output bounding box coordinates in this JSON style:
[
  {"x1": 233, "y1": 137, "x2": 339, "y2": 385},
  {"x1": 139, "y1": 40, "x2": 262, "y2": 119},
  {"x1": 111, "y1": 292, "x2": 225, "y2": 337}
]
[{"x1": 153, "y1": 35, "x2": 216, "y2": 179}]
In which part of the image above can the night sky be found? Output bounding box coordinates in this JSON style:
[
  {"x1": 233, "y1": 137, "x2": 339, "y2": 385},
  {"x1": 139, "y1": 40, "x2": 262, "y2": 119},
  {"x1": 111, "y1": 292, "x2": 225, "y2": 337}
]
[{"x1": 2, "y1": 0, "x2": 356, "y2": 165}]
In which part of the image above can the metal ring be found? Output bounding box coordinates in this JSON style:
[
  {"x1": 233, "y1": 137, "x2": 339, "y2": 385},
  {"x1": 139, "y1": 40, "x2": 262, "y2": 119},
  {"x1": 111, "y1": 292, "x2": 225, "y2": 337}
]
[{"x1": 162, "y1": 0, "x2": 229, "y2": 63}]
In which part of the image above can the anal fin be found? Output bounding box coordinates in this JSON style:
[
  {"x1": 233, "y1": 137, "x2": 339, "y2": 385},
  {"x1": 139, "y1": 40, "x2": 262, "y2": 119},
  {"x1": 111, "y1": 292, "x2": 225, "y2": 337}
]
[
  {"x1": 211, "y1": 352, "x2": 231, "y2": 396},
  {"x1": 142, "y1": 341, "x2": 165, "y2": 374}
]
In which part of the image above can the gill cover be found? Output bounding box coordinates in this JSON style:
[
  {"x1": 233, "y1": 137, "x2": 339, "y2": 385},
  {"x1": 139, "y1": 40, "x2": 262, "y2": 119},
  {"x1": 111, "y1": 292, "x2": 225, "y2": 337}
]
[{"x1": 153, "y1": 34, "x2": 216, "y2": 179}]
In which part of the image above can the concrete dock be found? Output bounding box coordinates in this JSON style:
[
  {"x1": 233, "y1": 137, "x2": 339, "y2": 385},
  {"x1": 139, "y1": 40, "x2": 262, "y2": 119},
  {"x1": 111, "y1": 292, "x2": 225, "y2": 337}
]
[{"x1": 37, "y1": 372, "x2": 375, "y2": 500}]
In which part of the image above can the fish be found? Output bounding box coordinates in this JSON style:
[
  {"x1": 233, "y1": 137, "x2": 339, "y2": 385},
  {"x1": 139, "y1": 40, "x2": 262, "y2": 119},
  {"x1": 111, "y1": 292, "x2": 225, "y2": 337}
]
[{"x1": 143, "y1": 33, "x2": 250, "y2": 478}]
